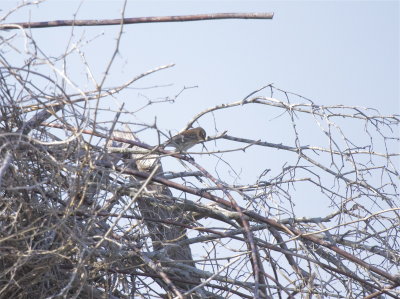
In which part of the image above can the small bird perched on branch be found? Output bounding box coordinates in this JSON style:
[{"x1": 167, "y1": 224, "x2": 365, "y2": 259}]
[{"x1": 164, "y1": 127, "x2": 206, "y2": 152}]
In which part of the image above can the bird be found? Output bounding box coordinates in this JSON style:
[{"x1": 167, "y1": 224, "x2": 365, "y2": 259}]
[{"x1": 163, "y1": 127, "x2": 206, "y2": 152}]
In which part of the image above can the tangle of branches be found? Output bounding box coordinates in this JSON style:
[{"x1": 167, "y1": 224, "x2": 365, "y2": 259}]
[{"x1": 0, "y1": 2, "x2": 399, "y2": 299}]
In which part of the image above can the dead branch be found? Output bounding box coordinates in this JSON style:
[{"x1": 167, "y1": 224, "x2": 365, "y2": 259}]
[{"x1": 1, "y1": 13, "x2": 274, "y2": 30}]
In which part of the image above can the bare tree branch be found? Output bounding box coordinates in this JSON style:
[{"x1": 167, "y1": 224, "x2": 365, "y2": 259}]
[{"x1": 1, "y1": 12, "x2": 274, "y2": 30}]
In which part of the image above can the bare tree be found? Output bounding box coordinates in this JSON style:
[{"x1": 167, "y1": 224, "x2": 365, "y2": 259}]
[{"x1": 1, "y1": 2, "x2": 399, "y2": 299}]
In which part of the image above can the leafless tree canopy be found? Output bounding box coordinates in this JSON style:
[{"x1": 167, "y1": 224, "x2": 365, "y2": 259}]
[{"x1": 1, "y1": 2, "x2": 399, "y2": 299}]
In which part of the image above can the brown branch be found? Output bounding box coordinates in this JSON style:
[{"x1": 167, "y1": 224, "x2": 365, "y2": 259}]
[
  {"x1": 39, "y1": 124, "x2": 397, "y2": 287},
  {"x1": 1, "y1": 13, "x2": 274, "y2": 30},
  {"x1": 112, "y1": 166, "x2": 400, "y2": 288},
  {"x1": 56, "y1": 208, "x2": 397, "y2": 297}
]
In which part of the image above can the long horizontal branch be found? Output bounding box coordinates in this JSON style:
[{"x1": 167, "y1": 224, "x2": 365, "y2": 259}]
[{"x1": 1, "y1": 13, "x2": 274, "y2": 30}]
